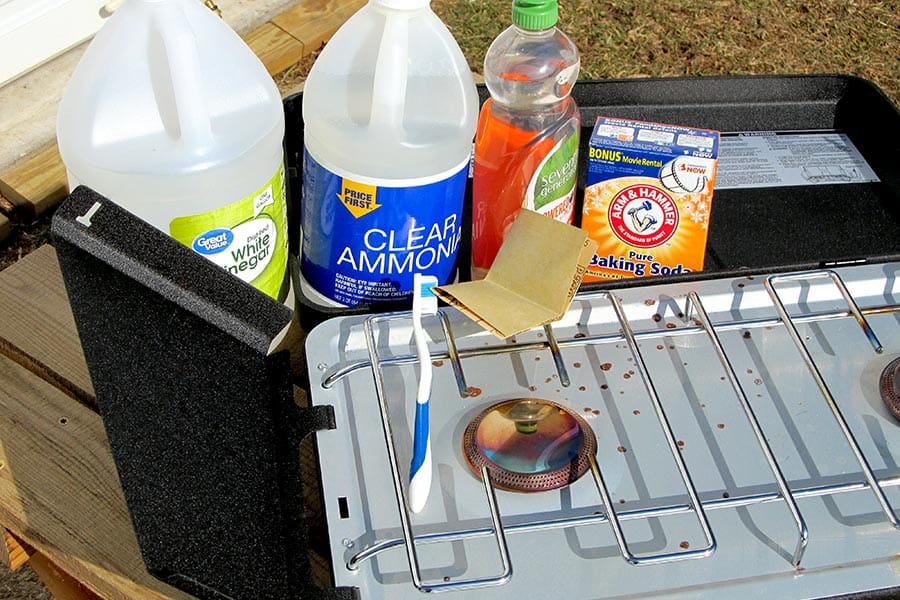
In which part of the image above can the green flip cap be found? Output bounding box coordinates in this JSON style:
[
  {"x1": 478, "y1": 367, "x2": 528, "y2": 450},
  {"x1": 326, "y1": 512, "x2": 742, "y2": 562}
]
[{"x1": 512, "y1": 0, "x2": 559, "y2": 30}]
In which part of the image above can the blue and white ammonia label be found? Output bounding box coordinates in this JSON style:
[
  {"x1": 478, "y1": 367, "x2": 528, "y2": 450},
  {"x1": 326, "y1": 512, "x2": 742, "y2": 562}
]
[{"x1": 300, "y1": 148, "x2": 468, "y2": 306}]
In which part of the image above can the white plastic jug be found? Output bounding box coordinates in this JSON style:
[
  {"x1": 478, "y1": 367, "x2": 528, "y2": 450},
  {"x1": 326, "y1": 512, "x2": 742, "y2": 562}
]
[
  {"x1": 299, "y1": 0, "x2": 479, "y2": 307},
  {"x1": 56, "y1": 0, "x2": 289, "y2": 301}
]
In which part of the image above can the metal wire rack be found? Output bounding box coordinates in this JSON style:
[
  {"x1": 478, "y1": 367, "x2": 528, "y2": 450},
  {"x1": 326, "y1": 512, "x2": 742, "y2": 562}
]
[{"x1": 318, "y1": 268, "x2": 900, "y2": 594}]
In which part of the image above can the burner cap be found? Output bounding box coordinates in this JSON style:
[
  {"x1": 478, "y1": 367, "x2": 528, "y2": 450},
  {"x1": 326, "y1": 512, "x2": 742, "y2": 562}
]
[
  {"x1": 462, "y1": 399, "x2": 597, "y2": 492},
  {"x1": 880, "y1": 357, "x2": 900, "y2": 421}
]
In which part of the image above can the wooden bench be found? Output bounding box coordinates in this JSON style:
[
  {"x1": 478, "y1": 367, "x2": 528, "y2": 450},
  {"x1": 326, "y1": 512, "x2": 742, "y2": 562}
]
[
  {"x1": 0, "y1": 245, "x2": 194, "y2": 598},
  {"x1": 0, "y1": 1, "x2": 366, "y2": 596},
  {"x1": 1, "y1": 240, "x2": 330, "y2": 600}
]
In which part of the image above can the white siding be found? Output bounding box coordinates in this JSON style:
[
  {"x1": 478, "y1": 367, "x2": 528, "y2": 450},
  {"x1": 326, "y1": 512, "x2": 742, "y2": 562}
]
[{"x1": 0, "y1": 0, "x2": 113, "y2": 87}]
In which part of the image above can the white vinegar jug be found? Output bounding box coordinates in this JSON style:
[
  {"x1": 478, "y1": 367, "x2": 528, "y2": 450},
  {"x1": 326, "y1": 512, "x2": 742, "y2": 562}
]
[
  {"x1": 56, "y1": 0, "x2": 289, "y2": 300},
  {"x1": 299, "y1": 0, "x2": 479, "y2": 306}
]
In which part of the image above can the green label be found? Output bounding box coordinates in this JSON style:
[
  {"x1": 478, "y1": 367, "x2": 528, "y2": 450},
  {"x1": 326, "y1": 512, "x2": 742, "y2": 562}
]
[
  {"x1": 526, "y1": 123, "x2": 579, "y2": 222},
  {"x1": 169, "y1": 162, "x2": 288, "y2": 300}
]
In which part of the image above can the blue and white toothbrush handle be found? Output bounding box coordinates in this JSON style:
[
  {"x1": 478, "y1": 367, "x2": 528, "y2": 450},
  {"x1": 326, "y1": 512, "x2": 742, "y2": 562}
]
[{"x1": 409, "y1": 274, "x2": 437, "y2": 513}]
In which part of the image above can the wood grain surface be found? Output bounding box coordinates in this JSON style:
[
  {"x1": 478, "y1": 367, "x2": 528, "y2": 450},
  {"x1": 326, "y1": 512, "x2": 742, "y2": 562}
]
[
  {"x1": 0, "y1": 354, "x2": 190, "y2": 599},
  {"x1": 0, "y1": 213, "x2": 10, "y2": 244},
  {"x1": 244, "y1": 21, "x2": 305, "y2": 76},
  {"x1": 0, "y1": 244, "x2": 331, "y2": 597},
  {"x1": 272, "y1": 0, "x2": 365, "y2": 53},
  {"x1": 2, "y1": 529, "x2": 34, "y2": 571},
  {"x1": 0, "y1": 245, "x2": 94, "y2": 407},
  {"x1": 0, "y1": 143, "x2": 68, "y2": 220}
]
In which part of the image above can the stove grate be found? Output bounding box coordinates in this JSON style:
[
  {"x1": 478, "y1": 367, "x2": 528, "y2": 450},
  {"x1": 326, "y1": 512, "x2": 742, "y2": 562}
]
[{"x1": 322, "y1": 268, "x2": 900, "y2": 594}]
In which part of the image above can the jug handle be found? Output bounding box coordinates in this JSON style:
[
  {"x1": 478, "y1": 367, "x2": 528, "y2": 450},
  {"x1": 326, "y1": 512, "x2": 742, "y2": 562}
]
[
  {"x1": 369, "y1": 11, "x2": 409, "y2": 131},
  {"x1": 151, "y1": 0, "x2": 214, "y2": 149}
]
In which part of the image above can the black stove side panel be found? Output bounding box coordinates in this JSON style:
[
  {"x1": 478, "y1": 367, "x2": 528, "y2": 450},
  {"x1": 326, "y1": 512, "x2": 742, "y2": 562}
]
[
  {"x1": 283, "y1": 74, "x2": 900, "y2": 325},
  {"x1": 51, "y1": 187, "x2": 357, "y2": 600}
]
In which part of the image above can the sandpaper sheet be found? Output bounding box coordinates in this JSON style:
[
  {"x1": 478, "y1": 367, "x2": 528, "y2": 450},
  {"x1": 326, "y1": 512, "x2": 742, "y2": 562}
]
[{"x1": 434, "y1": 209, "x2": 597, "y2": 339}]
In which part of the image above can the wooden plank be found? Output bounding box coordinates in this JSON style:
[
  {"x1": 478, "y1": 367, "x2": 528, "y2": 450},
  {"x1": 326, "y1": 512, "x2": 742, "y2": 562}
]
[
  {"x1": 0, "y1": 245, "x2": 95, "y2": 408},
  {"x1": 2, "y1": 528, "x2": 34, "y2": 570},
  {"x1": 0, "y1": 142, "x2": 67, "y2": 219},
  {"x1": 245, "y1": 22, "x2": 304, "y2": 76},
  {"x1": 0, "y1": 211, "x2": 10, "y2": 243},
  {"x1": 272, "y1": 0, "x2": 365, "y2": 51},
  {"x1": 28, "y1": 551, "x2": 103, "y2": 600},
  {"x1": 0, "y1": 245, "x2": 311, "y2": 407},
  {"x1": 0, "y1": 248, "x2": 326, "y2": 594},
  {"x1": 0, "y1": 356, "x2": 191, "y2": 599}
]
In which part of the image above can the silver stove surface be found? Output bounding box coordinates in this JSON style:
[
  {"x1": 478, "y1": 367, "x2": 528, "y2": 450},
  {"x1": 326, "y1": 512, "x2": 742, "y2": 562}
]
[{"x1": 305, "y1": 263, "x2": 900, "y2": 599}]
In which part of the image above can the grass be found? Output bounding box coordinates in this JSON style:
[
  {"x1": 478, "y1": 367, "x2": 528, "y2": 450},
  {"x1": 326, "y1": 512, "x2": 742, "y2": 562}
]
[
  {"x1": 431, "y1": 0, "x2": 899, "y2": 104},
  {"x1": 2, "y1": 0, "x2": 898, "y2": 272}
]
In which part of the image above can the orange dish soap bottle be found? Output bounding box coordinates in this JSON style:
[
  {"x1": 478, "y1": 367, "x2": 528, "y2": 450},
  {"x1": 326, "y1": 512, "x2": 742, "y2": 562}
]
[{"x1": 471, "y1": 0, "x2": 581, "y2": 280}]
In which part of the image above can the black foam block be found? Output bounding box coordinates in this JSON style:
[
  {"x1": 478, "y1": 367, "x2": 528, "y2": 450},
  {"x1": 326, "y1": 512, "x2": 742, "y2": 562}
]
[{"x1": 52, "y1": 186, "x2": 357, "y2": 600}]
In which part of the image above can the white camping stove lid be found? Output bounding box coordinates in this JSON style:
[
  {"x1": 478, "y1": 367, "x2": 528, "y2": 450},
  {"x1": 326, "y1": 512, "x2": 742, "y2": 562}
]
[{"x1": 306, "y1": 261, "x2": 900, "y2": 599}]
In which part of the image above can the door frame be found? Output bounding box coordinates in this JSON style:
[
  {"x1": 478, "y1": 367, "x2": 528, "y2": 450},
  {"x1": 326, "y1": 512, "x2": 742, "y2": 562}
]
[{"x1": 0, "y1": 0, "x2": 113, "y2": 87}]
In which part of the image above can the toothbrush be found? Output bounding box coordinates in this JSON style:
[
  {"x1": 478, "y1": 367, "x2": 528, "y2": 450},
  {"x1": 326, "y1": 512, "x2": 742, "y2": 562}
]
[{"x1": 409, "y1": 273, "x2": 438, "y2": 514}]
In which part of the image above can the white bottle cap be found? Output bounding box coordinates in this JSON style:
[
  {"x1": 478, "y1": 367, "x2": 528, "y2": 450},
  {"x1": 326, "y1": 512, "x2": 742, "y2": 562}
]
[{"x1": 373, "y1": 0, "x2": 430, "y2": 10}]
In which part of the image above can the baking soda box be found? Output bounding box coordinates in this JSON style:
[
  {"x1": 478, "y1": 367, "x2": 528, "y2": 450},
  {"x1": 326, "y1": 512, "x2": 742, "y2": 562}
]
[{"x1": 582, "y1": 117, "x2": 719, "y2": 281}]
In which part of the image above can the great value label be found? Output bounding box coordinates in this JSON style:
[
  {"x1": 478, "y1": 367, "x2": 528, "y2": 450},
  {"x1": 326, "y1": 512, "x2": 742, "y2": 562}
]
[{"x1": 169, "y1": 163, "x2": 288, "y2": 300}]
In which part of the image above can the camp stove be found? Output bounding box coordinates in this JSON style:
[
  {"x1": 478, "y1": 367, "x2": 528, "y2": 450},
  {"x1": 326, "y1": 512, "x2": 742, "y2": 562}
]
[
  {"x1": 47, "y1": 74, "x2": 899, "y2": 600},
  {"x1": 305, "y1": 262, "x2": 900, "y2": 599}
]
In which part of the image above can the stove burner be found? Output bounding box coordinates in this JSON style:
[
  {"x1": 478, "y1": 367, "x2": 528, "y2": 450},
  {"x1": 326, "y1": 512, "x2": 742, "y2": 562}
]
[
  {"x1": 462, "y1": 398, "x2": 597, "y2": 492},
  {"x1": 880, "y1": 357, "x2": 900, "y2": 421}
]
